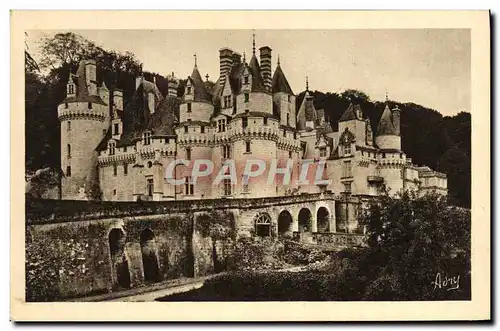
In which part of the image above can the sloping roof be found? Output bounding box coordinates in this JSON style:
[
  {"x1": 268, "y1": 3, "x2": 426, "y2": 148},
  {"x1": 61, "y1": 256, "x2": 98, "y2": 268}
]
[
  {"x1": 62, "y1": 60, "x2": 106, "y2": 106},
  {"x1": 339, "y1": 103, "x2": 356, "y2": 121},
  {"x1": 146, "y1": 96, "x2": 180, "y2": 136},
  {"x1": 377, "y1": 104, "x2": 398, "y2": 136},
  {"x1": 297, "y1": 91, "x2": 318, "y2": 130},
  {"x1": 248, "y1": 54, "x2": 267, "y2": 93},
  {"x1": 272, "y1": 64, "x2": 294, "y2": 95},
  {"x1": 188, "y1": 65, "x2": 212, "y2": 103}
]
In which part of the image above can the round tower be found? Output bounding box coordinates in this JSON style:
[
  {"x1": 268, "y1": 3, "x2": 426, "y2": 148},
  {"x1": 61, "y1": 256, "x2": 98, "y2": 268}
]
[
  {"x1": 375, "y1": 103, "x2": 401, "y2": 150},
  {"x1": 58, "y1": 59, "x2": 109, "y2": 200}
]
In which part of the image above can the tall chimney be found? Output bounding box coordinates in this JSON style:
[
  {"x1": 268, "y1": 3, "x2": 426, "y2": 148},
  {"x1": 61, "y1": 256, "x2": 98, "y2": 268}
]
[
  {"x1": 167, "y1": 72, "x2": 179, "y2": 97},
  {"x1": 232, "y1": 52, "x2": 242, "y2": 66},
  {"x1": 219, "y1": 48, "x2": 233, "y2": 87},
  {"x1": 259, "y1": 46, "x2": 272, "y2": 91}
]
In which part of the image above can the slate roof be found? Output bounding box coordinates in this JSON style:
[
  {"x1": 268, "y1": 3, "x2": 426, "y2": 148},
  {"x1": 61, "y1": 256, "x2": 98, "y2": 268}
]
[
  {"x1": 377, "y1": 104, "x2": 398, "y2": 136},
  {"x1": 272, "y1": 63, "x2": 294, "y2": 95},
  {"x1": 96, "y1": 80, "x2": 180, "y2": 151},
  {"x1": 62, "y1": 60, "x2": 107, "y2": 106},
  {"x1": 187, "y1": 65, "x2": 212, "y2": 103},
  {"x1": 248, "y1": 54, "x2": 268, "y2": 93}
]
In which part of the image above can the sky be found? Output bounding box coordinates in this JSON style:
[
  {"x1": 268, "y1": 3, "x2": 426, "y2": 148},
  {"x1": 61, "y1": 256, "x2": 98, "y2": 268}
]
[{"x1": 26, "y1": 29, "x2": 470, "y2": 116}]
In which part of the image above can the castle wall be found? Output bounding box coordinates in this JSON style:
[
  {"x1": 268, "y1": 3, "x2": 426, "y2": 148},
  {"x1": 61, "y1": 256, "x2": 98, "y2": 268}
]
[
  {"x1": 179, "y1": 102, "x2": 214, "y2": 123},
  {"x1": 375, "y1": 135, "x2": 401, "y2": 150},
  {"x1": 235, "y1": 92, "x2": 273, "y2": 115}
]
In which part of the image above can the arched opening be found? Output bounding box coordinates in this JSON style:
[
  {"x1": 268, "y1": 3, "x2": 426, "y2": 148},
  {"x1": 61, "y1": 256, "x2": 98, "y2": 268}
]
[
  {"x1": 255, "y1": 213, "x2": 272, "y2": 237},
  {"x1": 317, "y1": 207, "x2": 330, "y2": 233},
  {"x1": 108, "y1": 228, "x2": 130, "y2": 289},
  {"x1": 140, "y1": 228, "x2": 161, "y2": 283},
  {"x1": 298, "y1": 208, "x2": 313, "y2": 243},
  {"x1": 278, "y1": 210, "x2": 293, "y2": 238}
]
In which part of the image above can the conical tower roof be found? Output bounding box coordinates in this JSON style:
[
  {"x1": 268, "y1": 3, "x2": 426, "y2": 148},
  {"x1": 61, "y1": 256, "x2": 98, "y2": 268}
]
[
  {"x1": 248, "y1": 54, "x2": 267, "y2": 93},
  {"x1": 272, "y1": 62, "x2": 294, "y2": 95},
  {"x1": 377, "y1": 103, "x2": 398, "y2": 136},
  {"x1": 188, "y1": 65, "x2": 212, "y2": 103}
]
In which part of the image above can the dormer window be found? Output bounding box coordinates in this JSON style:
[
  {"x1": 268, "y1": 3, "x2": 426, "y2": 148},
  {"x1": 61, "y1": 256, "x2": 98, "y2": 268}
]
[
  {"x1": 113, "y1": 123, "x2": 119, "y2": 135},
  {"x1": 109, "y1": 141, "x2": 116, "y2": 156},
  {"x1": 67, "y1": 84, "x2": 75, "y2": 95},
  {"x1": 320, "y1": 147, "x2": 327, "y2": 158},
  {"x1": 223, "y1": 95, "x2": 232, "y2": 109},
  {"x1": 217, "y1": 119, "x2": 226, "y2": 132},
  {"x1": 143, "y1": 131, "x2": 152, "y2": 145},
  {"x1": 244, "y1": 76, "x2": 249, "y2": 85},
  {"x1": 187, "y1": 103, "x2": 192, "y2": 113},
  {"x1": 244, "y1": 93, "x2": 249, "y2": 103},
  {"x1": 287, "y1": 95, "x2": 291, "y2": 102},
  {"x1": 184, "y1": 126, "x2": 188, "y2": 134},
  {"x1": 187, "y1": 86, "x2": 192, "y2": 95}
]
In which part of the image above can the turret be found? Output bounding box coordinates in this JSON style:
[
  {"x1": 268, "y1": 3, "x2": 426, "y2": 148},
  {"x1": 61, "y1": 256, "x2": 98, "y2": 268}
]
[
  {"x1": 375, "y1": 103, "x2": 401, "y2": 150},
  {"x1": 58, "y1": 59, "x2": 108, "y2": 200},
  {"x1": 297, "y1": 78, "x2": 317, "y2": 131},
  {"x1": 179, "y1": 54, "x2": 214, "y2": 123},
  {"x1": 272, "y1": 56, "x2": 296, "y2": 128}
]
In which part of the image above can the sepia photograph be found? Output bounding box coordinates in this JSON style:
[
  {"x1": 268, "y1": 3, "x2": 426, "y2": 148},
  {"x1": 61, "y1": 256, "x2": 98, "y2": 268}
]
[{"x1": 11, "y1": 10, "x2": 490, "y2": 321}]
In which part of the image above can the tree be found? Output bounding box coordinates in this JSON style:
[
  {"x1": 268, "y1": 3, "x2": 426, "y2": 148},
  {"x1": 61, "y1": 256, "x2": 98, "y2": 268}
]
[
  {"x1": 358, "y1": 192, "x2": 471, "y2": 300},
  {"x1": 341, "y1": 89, "x2": 371, "y2": 104}
]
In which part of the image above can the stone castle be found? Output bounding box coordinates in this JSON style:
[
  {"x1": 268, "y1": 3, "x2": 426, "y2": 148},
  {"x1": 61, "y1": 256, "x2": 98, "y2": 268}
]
[
  {"x1": 26, "y1": 37, "x2": 450, "y2": 300},
  {"x1": 58, "y1": 37, "x2": 447, "y2": 204}
]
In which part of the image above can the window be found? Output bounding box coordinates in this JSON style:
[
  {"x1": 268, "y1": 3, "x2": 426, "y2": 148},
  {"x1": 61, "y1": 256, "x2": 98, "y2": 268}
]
[
  {"x1": 343, "y1": 144, "x2": 351, "y2": 156},
  {"x1": 184, "y1": 126, "x2": 188, "y2": 134},
  {"x1": 147, "y1": 178, "x2": 154, "y2": 197},
  {"x1": 245, "y1": 141, "x2": 251, "y2": 153},
  {"x1": 113, "y1": 189, "x2": 117, "y2": 196},
  {"x1": 109, "y1": 142, "x2": 115, "y2": 156},
  {"x1": 344, "y1": 182, "x2": 352, "y2": 193},
  {"x1": 233, "y1": 103, "x2": 237, "y2": 114},
  {"x1": 143, "y1": 131, "x2": 151, "y2": 145},
  {"x1": 255, "y1": 213, "x2": 272, "y2": 237},
  {"x1": 67, "y1": 121, "x2": 71, "y2": 131},
  {"x1": 382, "y1": 153, "x2": 386, "y2": 158},
  {"x1": 67, "y1": 144, "x2": 71, "y2": 159},
  {"x1": 187, "y1": 86, "x2": 192, "y2": 94},
  {"x1": 242, "y1": 117, "x2": 248, "y2": 129},
  {"x1": 222, "y1": 145, "x2": 231, "y2": 159},
  {"x1": 113, "y1": 163, "x2": 117, "y2": 176},
  {"x1": 68, "y1": 84, "x2": 74, "y2": 95},
  {"x1": 343, "y1": 160, "x2": 352, "y2": 178},
  {"x1": 244, "y1": 76, "x2": 249, "y2": 84},
  {"x1": 187, "y1": 103, "x2": 192, "y2": 113},
  {"x1": 66, "y1": 166, "x2": 71, "y2": 177},
  {"x1": 186, "y1": 147, "x2": 191, "y2": 160},
  {"x1": 289, "y1": 151, "x2": 293, "y2": 159},
  {"x1": 244, "y1": 93, "x2": 249, "y2": 103},
  {"x1": 201, "y1": 125, "x2": 205, "y2": 133},
  {"x1": 65, "y1": 102, "x2": 68, "y2": 109},
  {"x1": 147, "y1": 161, "x2": 153, "y2": 168},
  {"x1": 114, "y1": 123, "x2": 119, "y2": 135},
  {"x1": 286, "y1": 113, "x2": 290, "y2": 126},
  {"x1": 227, "y1": 96, "x2": 232, "y2": 108},
  {"x1": 217, "y1": 119, "x2": 226, "y2": 132},
  {"x1": 123, "y1": 163, "x2": 128, "y2": 175},
  {"x1": 320, "y1": 147, "x2": 327, "y2": 158},
  {"x1": 123, "y1": 146, "x2": 127, "y2": 153},
  {"x1": 263, "y1": 117, "x2": 268, "y2": 125},
  {"x1": 287, "y1": 95, "x2": 291, "y2": 102},
  {"x1": 185, "y1": 177, "x2": 194, "y2": 195},
  {"x1": 283, "y1": 129, "x2": 287, "y2": 137},
  {"x1": 293, "y1": 132, "x2": 297, "y2": 139},
  {"x1": 223, "y1": 178, "x2": 232, "y2": 196},
  {"x1": 88, "y1": 102, "x2": 92, "y2": 109}
]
